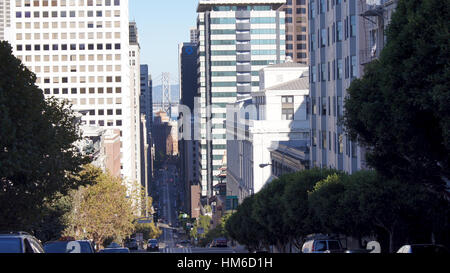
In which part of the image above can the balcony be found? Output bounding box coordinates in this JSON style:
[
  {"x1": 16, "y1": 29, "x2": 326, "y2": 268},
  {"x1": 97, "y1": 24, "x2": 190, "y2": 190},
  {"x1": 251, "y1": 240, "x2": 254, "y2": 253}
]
[
  {"x1": 236, "y1": 64, "x2": 251, "y2": 72},
  {"x1": 236, "y1": 43, "x2": 251, "y2": 51},
  {"x1": 236, "y1": 23, "x2": 251, "y2": 30},
  {"x1": 236, "y1": 53, "x2": 251, "y2": 62},
  {"x1": 237, "y1": 74, "x2": 252, "y2": 83},
  {"x1": 236, "y1": 33, "x2": 251, "y2": 41}
]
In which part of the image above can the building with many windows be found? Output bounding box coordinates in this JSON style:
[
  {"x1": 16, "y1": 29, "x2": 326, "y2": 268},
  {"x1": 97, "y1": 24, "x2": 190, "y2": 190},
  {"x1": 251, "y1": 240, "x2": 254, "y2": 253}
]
[
  {"x1": 196, "y1": 0, "x2": 287, "y2": 201},
  {"x1": 226, "y1": 62, "x2": 310, "y2": 203},
  {"x1": 5, "y1": 0, "x2": 140, "y2": 201},
  {"x1": 281, "y1": 0, "x2": 309, "y2": 64},
  {"x1": 0, "y1": 0, "x2": 11, "y2": 40},
  {"x1": 308, "y1": 0, "x2": 397, "y2": 173}
]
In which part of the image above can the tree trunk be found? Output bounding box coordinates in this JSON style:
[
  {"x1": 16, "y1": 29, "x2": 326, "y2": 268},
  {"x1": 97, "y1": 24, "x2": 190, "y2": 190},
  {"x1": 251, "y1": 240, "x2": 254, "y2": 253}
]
[{"x1": 389, "y1": 231, "x2": 394, "y2": 254}]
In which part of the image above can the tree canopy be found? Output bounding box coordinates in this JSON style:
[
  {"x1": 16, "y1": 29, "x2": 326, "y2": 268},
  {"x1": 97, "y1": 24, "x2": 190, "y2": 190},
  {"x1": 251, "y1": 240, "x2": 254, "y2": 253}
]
[
  {"x1": 342, "y1": 0, "x2": 450, "y2": 192},
  {"x1": 0, "y1": 41, "x2": 90, "y2": 231}
]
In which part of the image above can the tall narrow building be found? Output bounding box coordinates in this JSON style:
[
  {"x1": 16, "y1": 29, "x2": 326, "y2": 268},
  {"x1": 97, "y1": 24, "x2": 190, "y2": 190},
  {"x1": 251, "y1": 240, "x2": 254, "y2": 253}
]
[
  {"x1": 0, "y1": 0, "x2": 11, "y2": 40},
  {"x1": 308, "y1": 0, "x2": 397, "y2": 173},
  {"x1": 5, "y1": 0, "x2": 139, "y2": 199},
  {"x1": 281, "y1": 0, "x2": 309, "y2": 64},
  {"x1": 129, "y1": 21, "x2": 142, "y2": 193},
  {"x1": 196, "y1": 0, "x2": 286, "y2": 201}
]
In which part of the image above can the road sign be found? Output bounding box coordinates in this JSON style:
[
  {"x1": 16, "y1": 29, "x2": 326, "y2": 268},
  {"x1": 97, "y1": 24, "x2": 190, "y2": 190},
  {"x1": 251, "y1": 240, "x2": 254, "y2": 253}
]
[
  {"x1": 197, "y1": 228, "x2": 204, "y2": 235},
  {"x1": 136, "y1": 233, "x2": 143, "y2": 242}
]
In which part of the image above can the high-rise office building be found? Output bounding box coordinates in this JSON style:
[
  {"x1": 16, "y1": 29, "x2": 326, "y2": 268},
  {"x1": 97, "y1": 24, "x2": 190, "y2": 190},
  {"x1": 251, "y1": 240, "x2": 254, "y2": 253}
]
[
  {"x1": 309, "y1": 0, "x2": 397, "y2": 173},
  {"x1": 190, "y1": 27, "x2": 198, "y2": 44},
  {"x1": 178, "y1": 41, "x2": 201, "y2": 217},
  {"x1": 5, "y1": 0, "x2": 139, "y2": 197},
  {"x1": 0, "y1": 0, "x2": 11, "y2": 40},
  {"x1": 129, "y1": 21, "x2": 143, "y2": 198},
  {"x1": 140, "y1": 64, "x2": 153, "y2": 195},
  {"x1": 281, "y1": 0, "x2": 308, "y2": 64},
  {"x1": 196, "y1": 0, "x2": 286, "y2": 200}
]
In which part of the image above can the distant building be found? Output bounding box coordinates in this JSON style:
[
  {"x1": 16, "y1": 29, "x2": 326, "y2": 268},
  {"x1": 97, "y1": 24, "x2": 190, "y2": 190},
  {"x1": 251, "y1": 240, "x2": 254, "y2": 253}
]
[
  {"x1": 178, "y1": 41, "x2": 201, "y2": 218},
  {"x1": 140, "y1": 64, "x2": 154, "y2": 193},
  {"x1": 227, "y1": 62, "x2": 310, "y2": 203},
  {"x1": 153, "y1": 111, "x2": 177, "y2": 157},
  {"x1": 76, "y1": 126, "x2": 122, "y2": 178},
  {"x1": 281, "y1": 0, "x2": 309, "y2": 64},
  {"x1": 190, "y1": 27, "x2": 198, "y2": 44},
  {"x1": 308, "y1": 0, "x2": 397, "y2": 173},
  {"x1": 5, "y1": 0, "x2": 139, "y2": 200},
  {"x1": 129, "y1": 21, "x2": 143, "y2": 193},
  {"x1": 269, "y1": 140, "x2": 309, "y2": 179},
  {"x1": 196, "y1": 0, "x2": 287, "y2": 200},
  {"x1": 0, "y1": 0, "x2": 11, "y2": 40}
]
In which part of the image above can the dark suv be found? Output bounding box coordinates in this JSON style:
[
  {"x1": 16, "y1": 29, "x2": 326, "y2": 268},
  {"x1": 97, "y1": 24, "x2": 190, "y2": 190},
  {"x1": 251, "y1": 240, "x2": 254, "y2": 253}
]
[{"x1": 0, "y1": 232, "x2": 45, "y2": 253}]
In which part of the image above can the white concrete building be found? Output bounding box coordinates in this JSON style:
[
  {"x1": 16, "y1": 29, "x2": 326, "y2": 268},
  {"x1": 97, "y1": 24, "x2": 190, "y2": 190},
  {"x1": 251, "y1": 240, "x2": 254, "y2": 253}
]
[
  {"x1": 308, "y1": 0, "x2": 397, "y2": 173},
  {"x1": 0, "y1": 0, "x2": 11, "y2": 40},
  {"x1": 129, "y1": 21, "x2": 142, "y2": 191},
  {"x1": 5, "y1": 0, "x2": 139, "y2": 196},
  {"x1": 226, "y1": 62, "x2": 310, "y2": 203},
  {"x1": 196, "y1": 0, "x2": 287, "y2": 201}
]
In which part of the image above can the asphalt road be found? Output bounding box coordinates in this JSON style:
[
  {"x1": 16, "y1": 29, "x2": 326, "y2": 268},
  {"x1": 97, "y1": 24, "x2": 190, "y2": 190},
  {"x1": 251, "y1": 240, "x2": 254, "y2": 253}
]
[{"x1": 145, "y1": 163, "x2": 248, "y2": 254}]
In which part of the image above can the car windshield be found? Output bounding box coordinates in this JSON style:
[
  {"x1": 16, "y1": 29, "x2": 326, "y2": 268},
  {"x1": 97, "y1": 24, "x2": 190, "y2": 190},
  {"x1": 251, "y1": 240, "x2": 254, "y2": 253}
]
[
  {"x1": 328, "y1": 241, "x2": 341, "y2": 250},
  {"x1": 149, "y1": 240, "x2": 157, "y2": 244},
  {"x1": 0, "y1": 238, "x2": 22, "y2": 253},
  {"x1": 44, "y1": 241, "x2": 93, "y2": 253}
]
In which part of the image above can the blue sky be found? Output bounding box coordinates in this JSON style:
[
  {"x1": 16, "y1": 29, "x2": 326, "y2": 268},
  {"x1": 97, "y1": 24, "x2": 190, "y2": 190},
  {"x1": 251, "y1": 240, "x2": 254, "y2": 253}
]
[{"x1": 129, "y1": 0, "x2": 198, "y2": 86}]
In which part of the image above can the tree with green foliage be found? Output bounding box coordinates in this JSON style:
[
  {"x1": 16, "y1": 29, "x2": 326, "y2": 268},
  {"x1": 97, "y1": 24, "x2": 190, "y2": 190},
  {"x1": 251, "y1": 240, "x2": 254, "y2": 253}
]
[
  {"x1": 342, "y1": 0, "x2": 450, "y2": 193},
  {"x1": 134, "y1": 222, "x2": 162, "y2": 241},
  {"x1": 308, "y1": 173, "x2": 349, "y2": 235},
  {"x1": 225, "y1": 195, "x2": 270, "y2": 252},
  {"x1": 190, "y1": 215, "x2": 212, "y2": 245},
  {"x1": 0, "y1": 41, "x2": 91, "y2": 231},
  {"x1": 252, "y1": 178, "x2": 291, "y2": 252},
  {"x1": 63, "y1": 167, "x2": 135, "y2": 249},
  {"x1": 282, "y1": 168, "x2": 342, "y2": 249}
]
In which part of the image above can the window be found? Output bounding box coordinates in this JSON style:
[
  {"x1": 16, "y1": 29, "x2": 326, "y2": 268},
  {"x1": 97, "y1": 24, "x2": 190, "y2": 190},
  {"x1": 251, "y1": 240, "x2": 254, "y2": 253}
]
[
  {"x1": 336, "y1": 21, "x2": 343, "y2": 42},
  {"x1": 351, "y1": 56, "x2": 357, "y2": 78},
  {"x1": 350, "y1": 15, "x2": 356, "y2": 37},
  {"x1": 282, "y1": 96, "x2": 294, "y2": 120}
]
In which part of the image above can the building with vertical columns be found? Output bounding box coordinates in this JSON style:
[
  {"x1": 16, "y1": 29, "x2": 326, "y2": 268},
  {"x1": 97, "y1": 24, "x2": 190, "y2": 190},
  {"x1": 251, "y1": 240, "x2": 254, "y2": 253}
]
[
  {"x1": 281, "y1": 0, "x2": 309, "y2": 64},
  {"x1": 129, "y1": 21, "x2": 142, "y2": 197},
  {"x1": 5, "y1": 0, "x2": 140, "y2": 202},
  {"x1": 196, "y1": 0, "x2": 287, "y2": 202},
  {"x1": 0, "y1": 0, "x2": 11, "y2": 40},
  {"x1": 308, "y1": 0, "x2": 397, "y2": 173}
]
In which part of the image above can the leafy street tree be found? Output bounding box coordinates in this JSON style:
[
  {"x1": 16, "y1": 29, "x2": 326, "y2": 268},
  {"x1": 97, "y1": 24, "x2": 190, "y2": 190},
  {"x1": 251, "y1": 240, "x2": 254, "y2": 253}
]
[
  {"x1": 226, "y1": 195, "x2": 271, "y2": 252},
  {"x1": 308, "y1": 173, "x2": 348, "y2": 235},
  {"x1": 134, "y1": 222, "x2": 162, "y2": 241},
  {"x1": 63, "y1": 167, "x2": 135, "y2": 249},
  {"x1": 252, "y1": 178, "x2": 292, "y2": 253},
  {"x1": 342, "y1": 0, "x2": 450, "y2": 192},
  {"x1": 0, "y1": 41, "x2": 91, "y2": 231},
  {"x1": 282, "y1": 168, "x2": 342, "y2": 249}
]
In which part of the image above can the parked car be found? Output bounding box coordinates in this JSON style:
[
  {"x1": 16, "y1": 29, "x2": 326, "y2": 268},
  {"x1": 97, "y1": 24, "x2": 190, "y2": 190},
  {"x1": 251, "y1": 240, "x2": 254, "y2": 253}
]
[
  {"x1": 210, "y1": 238, "x2": 228, "y2": 248},
  {"x1": 397, "y1": 244, "x2": 449, "y2": 254},
  {"x1": 147, "y1": 239, "x2": 159, "y2": 252},
  {"x1": 302, "y1": 235, "x2": 344, "y2": 253},
  {"x1": 124, "y1": 238, "x2": 138, "y2": 250},
  {"x1": 43, "y1": 237, "x2": 95, "y2": 253},
  {"x1": 0, "y1": 232, "x2": 44, "y2": 253},
  {"x1": 99, "y1": 247, "x2": 130, "y2": 253},
  {"x1": 345, "y1": 249, "x2": 371, "y2": 253}
]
